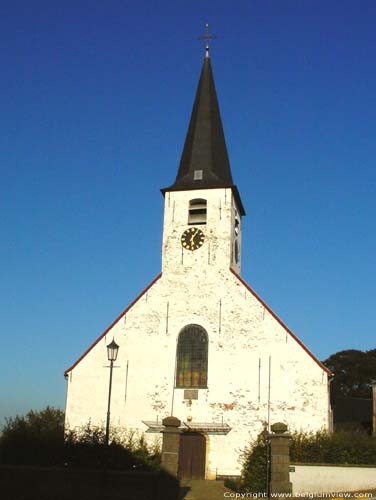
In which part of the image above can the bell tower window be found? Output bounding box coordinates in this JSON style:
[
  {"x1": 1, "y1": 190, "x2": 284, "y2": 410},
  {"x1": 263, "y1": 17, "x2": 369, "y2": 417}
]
[
  {"x1": 188, "y1": 199, "x2": 207, "y2": 225},
  {"x1": 234, "y1": 240, "x2": 239, "y2": 263},
  {"x1": 234, "y1": 217, "x2": 240, "y2": 236},
  {"x1": 176, "y1": 325, "x2": 208, "y2": 388}
]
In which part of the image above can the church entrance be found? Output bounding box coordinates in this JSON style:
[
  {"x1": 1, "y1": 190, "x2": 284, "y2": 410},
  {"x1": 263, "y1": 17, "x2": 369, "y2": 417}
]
[{"x1": 178, "y1": 432, "x2": 206, "y2": 479}]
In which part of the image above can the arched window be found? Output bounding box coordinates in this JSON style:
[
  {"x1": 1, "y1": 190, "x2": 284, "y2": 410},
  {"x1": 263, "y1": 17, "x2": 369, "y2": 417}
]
[
  {"x1": 176, "y1": 325, "x2": 208, "y2": 388},
  {"x1": 188, "y1": 199, "x2": 207, "y2": 225}
]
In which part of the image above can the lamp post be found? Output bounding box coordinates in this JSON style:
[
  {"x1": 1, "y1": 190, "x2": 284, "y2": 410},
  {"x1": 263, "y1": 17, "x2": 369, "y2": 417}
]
[{"x1": 105, "y1": 339, "x2": 119, "y2": 446}]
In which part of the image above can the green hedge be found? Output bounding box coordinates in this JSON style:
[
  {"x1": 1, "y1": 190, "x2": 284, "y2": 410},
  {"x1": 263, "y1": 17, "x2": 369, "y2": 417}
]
[
  {"x1": 0, "y1": 407, "x2": 160, "y2": 470},
  {"x1": 290, "y1": 429, "x2": 376, "y2": 465},
  {"x1": 64, "y1": 425, "x2": 161, "y2": 470},
  {"x1": 237, "y1": 428, "x2": 376, "y2": 494},
  {"x1": 238, "y1": 426, "x2": 269, "y2": 493}
]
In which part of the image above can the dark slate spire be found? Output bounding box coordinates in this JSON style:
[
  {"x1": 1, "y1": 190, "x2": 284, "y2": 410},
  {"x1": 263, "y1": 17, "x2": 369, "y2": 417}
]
[
  {"x1": 172, "y1": 54, "x2": 233, "y2": 187},
  {"x1": 162, "y1": 50, "x2": 245, "y2": 215}
]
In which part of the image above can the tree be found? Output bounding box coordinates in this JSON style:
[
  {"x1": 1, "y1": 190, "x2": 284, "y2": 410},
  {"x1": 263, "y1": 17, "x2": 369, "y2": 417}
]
[
  {"x1": 323, "y1": 349, "x2": 376, "y2": 403},
  {"x1": 0, "y1": 406, "x2": 65, "y2": 465},
  {"x1": 0, "y1": 407, "x2": 161, "y2": 469}
]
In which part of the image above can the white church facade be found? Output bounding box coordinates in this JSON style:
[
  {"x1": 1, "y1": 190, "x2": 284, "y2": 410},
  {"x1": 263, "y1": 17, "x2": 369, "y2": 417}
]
[{"x1": 64, "y1": 47, "x2": 331, "y2": 479}]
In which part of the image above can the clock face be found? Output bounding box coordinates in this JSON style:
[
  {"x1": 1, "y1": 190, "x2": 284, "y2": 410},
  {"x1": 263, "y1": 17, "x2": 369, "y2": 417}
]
[{"x1": 181, "y1": 227, "x2": 205, "y2": 251}]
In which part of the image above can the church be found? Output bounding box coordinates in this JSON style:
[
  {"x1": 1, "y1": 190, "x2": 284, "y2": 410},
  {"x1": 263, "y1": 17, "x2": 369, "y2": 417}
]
[{"x1": 64, "y1": 44, "x2": 332, "y2": 479}]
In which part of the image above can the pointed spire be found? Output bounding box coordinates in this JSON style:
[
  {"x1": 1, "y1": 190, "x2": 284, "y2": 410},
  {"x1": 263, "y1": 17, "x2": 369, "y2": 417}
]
[
  {"x1": 175, "y1": 55, "x2": 233, "y2": 188},
  {"x1": 162, "y1": 48, "x2": 245, "y2": 215}
]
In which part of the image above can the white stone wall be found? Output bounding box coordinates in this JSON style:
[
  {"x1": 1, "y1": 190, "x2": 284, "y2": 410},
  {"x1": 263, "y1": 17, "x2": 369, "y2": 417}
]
[
  {"x1": 65, "y1": 270, "x2": 330, "y2": 476},
  {"x1": 162, "y1": 188, "x2": 239, "y2": 275},
  {"x1": 65, "y1": 187, "x2": 330, "y2": 477},
  {"x1": 291, "y1": 464, "x2": 376, "y2": 494}
]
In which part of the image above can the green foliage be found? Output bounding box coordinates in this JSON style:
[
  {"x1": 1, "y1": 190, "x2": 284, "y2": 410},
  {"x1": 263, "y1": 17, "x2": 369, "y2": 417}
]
[
  {"x1": 0, "y1": 407, "x2": 161, "y2": 470},
  {"x1": 290, "y1": 429, "x2": 376, "y2": 465},
  {"x1": 0, "y1": 406, "x2": 65, "y2": 465},
  {"x1": 323, "y1": 348, "x2": 376, "y2": 402},
  {"x1": 65, "y1": 425, "x2": 161, "y2": 470},
  {"x1": 240, "y1": 425, "x2": 269, "y2": 493},
  {"x1": 240, "y1": 427, "x2": 376, "y2": 493},
  {"x1": 122, "y1": 431, "x2": 161, "y2": 470},
  {"x1": 224, "y1": 477, "x2": 242, "y2": 491}
]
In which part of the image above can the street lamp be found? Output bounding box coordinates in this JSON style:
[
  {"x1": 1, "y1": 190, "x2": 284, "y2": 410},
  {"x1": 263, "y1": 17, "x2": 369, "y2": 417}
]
[{"x1": 105, "y1": 339, "x2": 119, "y2": 446}]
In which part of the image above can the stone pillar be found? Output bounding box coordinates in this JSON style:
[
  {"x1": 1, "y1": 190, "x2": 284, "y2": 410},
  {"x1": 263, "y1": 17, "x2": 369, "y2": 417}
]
[
  {"x1": 161, "y1": 416, "x2": 182, "y2": 477},
  {"x1": 269, "y1": 422, "x2": 292, "y2": 494},
  {"x1": 372, "y1": 384, "x2": 376, "y2": 436}
]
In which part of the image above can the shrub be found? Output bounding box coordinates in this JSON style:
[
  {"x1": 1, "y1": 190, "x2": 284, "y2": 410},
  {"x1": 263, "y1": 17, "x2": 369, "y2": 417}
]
[
  {"x1": 0, "y1": 407, "x2": 161, "y2": 470},
  {"x1": 240, "y1": 425, "x2": 269, "y2": 494},
  {"x1": 290, "y1": 428, "x2": 376, "y2": 465},
  {"x1": 240, "y1": 427, "x2": 376, "y2": 493},
  {"x1": 0, "y1": 406, "x2": 65, "y2": 465},
  {"x1": 64, "y1": 425, "x2": 161, "y2": 470},
  {"x1": 224, "y1": 477, "x2": 242, "y2": 491}
]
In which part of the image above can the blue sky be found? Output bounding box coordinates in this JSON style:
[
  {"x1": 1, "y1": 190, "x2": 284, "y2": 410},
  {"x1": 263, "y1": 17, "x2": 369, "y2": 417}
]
[{"x1": 1, "y1": 0, "x2": 376, "y2": 424}]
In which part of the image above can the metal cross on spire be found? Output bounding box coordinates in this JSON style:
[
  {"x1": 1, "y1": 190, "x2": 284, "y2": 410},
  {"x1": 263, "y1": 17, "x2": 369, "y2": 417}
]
[{"x1": 198, "y1": 22, "x2": 217, "y2": 57}]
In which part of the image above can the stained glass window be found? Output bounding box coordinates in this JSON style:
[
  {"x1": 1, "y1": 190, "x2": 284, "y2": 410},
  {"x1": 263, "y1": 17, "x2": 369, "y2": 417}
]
[{"x1": 176, "y1": 325, "x2": 208, "y2": 388}]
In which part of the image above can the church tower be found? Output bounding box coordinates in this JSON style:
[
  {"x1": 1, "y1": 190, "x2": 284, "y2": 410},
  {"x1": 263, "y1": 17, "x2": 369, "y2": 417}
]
[
  {"x1": 161, "y1": 47, "x2": 245, "y2": 278},
  {"x1": 64, "y1": 43, "x2": 331, "y2": 480}
]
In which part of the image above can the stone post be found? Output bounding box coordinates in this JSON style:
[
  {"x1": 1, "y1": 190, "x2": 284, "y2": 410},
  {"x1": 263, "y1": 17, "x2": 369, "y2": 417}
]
[
  {"x1": 161, "y1": 416, "x2": 182, "y2": 477},
  {"x1": 372, "y1": 384, "x2": 376, "y2": 436},
  {"x1": 269, "y1": 422, "x2": 292, "y2": 494}
]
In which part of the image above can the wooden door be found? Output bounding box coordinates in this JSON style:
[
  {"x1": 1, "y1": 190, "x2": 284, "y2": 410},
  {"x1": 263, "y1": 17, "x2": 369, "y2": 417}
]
[{"x1": 178, "y1": 432, "x2": 206, "y2": 480}]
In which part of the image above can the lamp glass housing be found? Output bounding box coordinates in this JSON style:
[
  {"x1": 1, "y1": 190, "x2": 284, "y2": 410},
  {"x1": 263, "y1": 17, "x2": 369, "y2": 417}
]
[{"x1": 107, "y1": 339, "x2": 119, "y2": 362}]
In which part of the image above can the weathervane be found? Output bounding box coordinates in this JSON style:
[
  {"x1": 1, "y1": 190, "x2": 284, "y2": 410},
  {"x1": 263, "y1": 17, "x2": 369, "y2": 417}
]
[{"x1": 198, "y1": 22, "x2": 217, "y2": 56}]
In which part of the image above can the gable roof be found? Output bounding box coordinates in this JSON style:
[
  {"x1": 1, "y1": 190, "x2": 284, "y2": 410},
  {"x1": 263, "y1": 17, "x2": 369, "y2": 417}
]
[
  {"x1": 230, "y1": 268, "x2": 332, "y2": 376},
  {"x1": 64, "y1": 273, "x2": 162, "y2": 376},
  {"x1": 65, "y1": 269, "x2": 331, "y2": 378}
]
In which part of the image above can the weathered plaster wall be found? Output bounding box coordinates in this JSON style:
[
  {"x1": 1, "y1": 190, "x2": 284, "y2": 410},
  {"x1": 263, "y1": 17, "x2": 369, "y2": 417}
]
[
  {"x1": 162, "y1": 188, "x2": 239, "y2": 275},
  {"x1": 65, "y1": 188, "x2": 330, "y2": 477},
  {"x1": 65, "y1": 271, "x2": 329, "y2": 476}
]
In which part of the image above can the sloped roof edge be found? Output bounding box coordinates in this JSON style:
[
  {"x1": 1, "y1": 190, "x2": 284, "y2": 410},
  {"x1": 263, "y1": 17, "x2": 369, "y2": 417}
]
[
  {"x1": 230, "y1": 268, "x2": 332, "y2": 376},
  {"x1": 64, "y1": 273, "x2": 162, "y2": 376}
]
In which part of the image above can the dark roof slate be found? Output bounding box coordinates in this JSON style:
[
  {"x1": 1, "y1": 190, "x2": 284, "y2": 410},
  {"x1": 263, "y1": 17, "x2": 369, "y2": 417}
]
[{"x1": 162, "y1": 53, "x2": 245, "y2": 215}]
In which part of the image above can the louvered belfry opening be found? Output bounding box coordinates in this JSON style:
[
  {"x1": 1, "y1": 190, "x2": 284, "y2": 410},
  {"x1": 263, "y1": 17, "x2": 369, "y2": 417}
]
[
  {"x1": 176, "y1": 325, "x2": 208, "y2": 388},
  {"x1": 188, "y1": 198, "x2": 207, "y2": 225}
]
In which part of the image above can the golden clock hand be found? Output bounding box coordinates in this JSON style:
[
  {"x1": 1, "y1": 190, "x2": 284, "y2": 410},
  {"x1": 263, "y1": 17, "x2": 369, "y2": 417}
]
[
  {"x1": 190, "y1": 230, "x2": 197, "y2": 250},
  {"x1": 190, "y1": 229, "x2": 198, "y2": 244}
]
